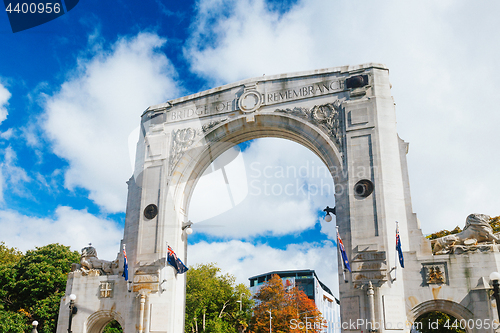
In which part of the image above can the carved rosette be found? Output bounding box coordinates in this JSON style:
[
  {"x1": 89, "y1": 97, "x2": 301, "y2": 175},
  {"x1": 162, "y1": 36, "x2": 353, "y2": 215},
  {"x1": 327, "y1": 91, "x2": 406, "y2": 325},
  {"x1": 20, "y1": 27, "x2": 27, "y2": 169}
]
[
  {"x1": 274, "y1": 100, "x2": 344, "y2": 151},
  {"x1": 238, "y1": 90, "x2": 262, "y2": 113}
]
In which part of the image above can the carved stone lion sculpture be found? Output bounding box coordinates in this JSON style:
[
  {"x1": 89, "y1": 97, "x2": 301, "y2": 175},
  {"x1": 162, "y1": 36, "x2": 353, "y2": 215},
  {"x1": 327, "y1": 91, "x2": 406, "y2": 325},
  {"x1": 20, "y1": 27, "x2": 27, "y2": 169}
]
[
  {"x1": 79, "y1": 245, "x2": 118, "y2": 275},
  {"x1": 432, "y1": 214, "x2": 499, "y2": 254}
]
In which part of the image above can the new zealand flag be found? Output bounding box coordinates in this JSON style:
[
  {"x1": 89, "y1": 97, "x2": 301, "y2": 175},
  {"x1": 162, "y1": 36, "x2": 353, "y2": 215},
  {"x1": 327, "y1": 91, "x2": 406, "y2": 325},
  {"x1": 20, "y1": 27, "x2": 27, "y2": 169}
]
[
  {"x1": 122, "y1": 245, "x2": 128, "y2": 281},
  {"x1": 167, "y1": 246, "x2": 188, "y2": 274},
  {"x1": 396, "y1": 224, "x2": 405, "y2": 268},
  {"x1": 336, "y1": 229, "x2": 351, "y2": 273}
]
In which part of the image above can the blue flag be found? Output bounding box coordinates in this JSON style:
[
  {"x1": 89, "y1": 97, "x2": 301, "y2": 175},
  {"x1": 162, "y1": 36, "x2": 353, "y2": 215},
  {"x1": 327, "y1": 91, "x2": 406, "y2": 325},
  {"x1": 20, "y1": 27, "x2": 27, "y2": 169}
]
[
  {"x1": 167, "y1": 246, "x2": 188, "y2": 274},
  {"x1": 122, "y1": 245, "x2": 129, "y2": 281},
  {"x1": 396, "y1": 224, "x2": 404, "y2": 268},
  {"x1": 337, "y1": 229, "x2": 351, "y2": 273}
]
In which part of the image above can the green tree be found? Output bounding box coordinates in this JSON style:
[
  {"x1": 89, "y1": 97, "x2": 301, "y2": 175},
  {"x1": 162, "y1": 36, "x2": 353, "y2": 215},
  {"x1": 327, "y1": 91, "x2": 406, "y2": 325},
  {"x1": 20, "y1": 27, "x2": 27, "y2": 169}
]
[
  {"x1": 0, "y1": 309, "x2": 29, "y2": 333},
  {"x1": 185, "y1": 263, "x2": 253, "y2": 333},
  {"x1": 0, "y1": 243, "x2": 79, "y2": 333},
  {"x1": 0, "y1": 242, "x2": 23, "y2": 313},
  {"x1": 103, "y1": 320, "x2": 123, "y2": 333},
  {"x1": 0, "y1": 242, "x2": 22, "y2": 265}
]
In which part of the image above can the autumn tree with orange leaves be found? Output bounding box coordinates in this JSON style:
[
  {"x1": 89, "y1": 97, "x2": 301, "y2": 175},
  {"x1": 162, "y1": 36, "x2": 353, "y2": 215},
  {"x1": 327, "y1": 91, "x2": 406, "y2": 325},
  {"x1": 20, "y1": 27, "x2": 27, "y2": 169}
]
[{"x1": 249, "y1": 274, "x2": 323, "y2": 333}]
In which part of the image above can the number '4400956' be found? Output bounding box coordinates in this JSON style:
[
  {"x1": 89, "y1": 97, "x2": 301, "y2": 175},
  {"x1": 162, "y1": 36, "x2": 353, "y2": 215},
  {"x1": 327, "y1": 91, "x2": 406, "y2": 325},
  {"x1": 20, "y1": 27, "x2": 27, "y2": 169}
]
[{"x1": 5, "y1": 3, "x2": 61, "y2": 14}]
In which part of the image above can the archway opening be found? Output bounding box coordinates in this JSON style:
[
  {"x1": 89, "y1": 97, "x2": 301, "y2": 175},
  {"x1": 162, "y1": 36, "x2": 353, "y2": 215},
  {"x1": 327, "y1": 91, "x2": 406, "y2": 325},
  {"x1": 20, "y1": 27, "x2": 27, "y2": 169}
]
[
  {"x1": 186, "y1": 137, "x2": 341, "y2": 332},
  {"x1": 188, "y1": 137, "x2": 338, "y2": 280},
  {"x1": 102, "y1": 320, "x2": 123, "y2": 333},
  {"x1": 413, "y1": 311, "x2": 466, "y2": 333}
]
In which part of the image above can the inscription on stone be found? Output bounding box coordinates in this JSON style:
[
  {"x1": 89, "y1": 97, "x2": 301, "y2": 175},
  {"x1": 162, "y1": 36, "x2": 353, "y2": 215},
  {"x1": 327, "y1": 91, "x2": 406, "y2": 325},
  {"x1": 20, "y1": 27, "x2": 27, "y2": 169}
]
[
  {"x1": 341, "y1": 296, "x2": 360, "y2": 330},
  {"x1": 133, "y1": 274, "x2": 159, "y2": 283},
  {"x1": 383, "y1": 295, "x2": 406, "y2": 330},
  {"x1": 132, "y1": 273, "x2": 160, "y2": 293},
  {"x1": 164, "y1": 79, "x2": 343, "y2": 124},
  {"x1": 351, "y1": 260, "x2": 387, "y2": 272},
  {"x1": 352, "y1": 251, "x2": 386, "y2": 261},
  {"x1": 168, "y1": 100, "x2": 236, "y2": 122},
  {"x1": 352, "y1": 251, "x2": 387, "y2": 286},
  {"x1": 266, "y1": 80, "x2": 341, "y2": 104},
  {"x1": 150, "y1": 303, "x2": 170, "y2": 331},
  {"x1": 352, "y1": 271, "x2": 386, "y2": 281}
]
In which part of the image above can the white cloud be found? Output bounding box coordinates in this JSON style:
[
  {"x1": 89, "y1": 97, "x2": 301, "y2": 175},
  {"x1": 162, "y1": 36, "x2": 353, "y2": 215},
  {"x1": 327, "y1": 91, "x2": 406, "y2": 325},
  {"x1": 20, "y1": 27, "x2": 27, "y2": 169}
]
[
  {"x1": 21, "y1": 123, "x2": 42, "y2": 148},
  {"x1": 186, "y1": 0, "x2": 500, "y2": 234},
  {"x1": 188, "y1": 146, "x2": 248, "y2": 222},
  {"x1": 0, "y1": 146, "x2": 31, "y2": 202},
  {"x1": 0, "y1": 81, "x2": 11, "y2": 124},
  {"x1": 185, "y1": 0, "x2": 316, "y2": 85},
  {"x1": 188, "y1": 240, "x2": 339, "y2": 296},
  {"x1": 189, "y1": 138, "x2": 335, "y2": 238},
  {"x1": 0, "y1": 128, "x2": 14, "y2": 140},
  {"x1": 42, "y1": 32, "x2": 181, "y2": 213},
  {"x1": 0, "y1": 206, "x2": 122, "y2": 260}
]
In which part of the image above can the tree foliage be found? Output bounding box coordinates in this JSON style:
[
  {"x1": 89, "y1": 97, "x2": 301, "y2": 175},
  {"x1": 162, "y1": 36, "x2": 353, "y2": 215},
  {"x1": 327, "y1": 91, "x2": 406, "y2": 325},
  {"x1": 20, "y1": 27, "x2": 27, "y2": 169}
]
[
  {"x1": 426, "y1": 215, "x2": 500, "y2": 240},
  {"x1": 0, "y1": 309, "x2": 29, "y2": 333},
  {"x1": 103, "y1": 320, "x2": 123, "y2": 333},
  {"x1": 426, "y1": 226, "x2": 462, "y2": 240},
  {"x1": 415, "y1": 311, "x2": 466, "y2": 333},
  {"x1": 490, "y1": 216, "x2": 500, "y2": 233},
  {"x1": 0, "y1": 243, "x2": 79, "y2": 333},
  {"x1": 0, "y1": 242, "x2": 22, "y2": 265},
  {"x1": 249, "y1": 274, "x2": 322, "y2": 333},
  {"x1": 185, "y1": 263, "x2": 253, "y2": 333}
]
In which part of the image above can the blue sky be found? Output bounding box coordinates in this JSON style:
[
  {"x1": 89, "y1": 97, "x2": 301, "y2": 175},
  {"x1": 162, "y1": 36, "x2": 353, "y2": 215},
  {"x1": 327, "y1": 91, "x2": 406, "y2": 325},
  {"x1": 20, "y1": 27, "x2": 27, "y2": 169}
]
[{"x1": 1, "y1": 0, "x2": 500, "y2": 295}]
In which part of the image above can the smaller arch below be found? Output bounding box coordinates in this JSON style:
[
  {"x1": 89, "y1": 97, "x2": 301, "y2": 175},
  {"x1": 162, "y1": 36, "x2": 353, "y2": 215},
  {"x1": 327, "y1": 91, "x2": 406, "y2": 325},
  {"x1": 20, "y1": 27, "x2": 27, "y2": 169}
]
[
  {"x1": 410, "y1": 299, "x2": 474, "y2": 324},
  {"x1": 87, "y1": 310, "x2": 125, "y2": 333}
]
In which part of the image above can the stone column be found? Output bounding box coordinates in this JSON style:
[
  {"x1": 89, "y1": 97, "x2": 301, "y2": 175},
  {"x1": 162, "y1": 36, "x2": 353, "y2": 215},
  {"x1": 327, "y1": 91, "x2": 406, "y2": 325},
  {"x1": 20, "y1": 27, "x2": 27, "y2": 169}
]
[
  {"x1": 138, "y1": 293, "x2": 146, "y2": 333},
  {"x1": 367, "y1": 281, "x2": 376, "y2": 332}
]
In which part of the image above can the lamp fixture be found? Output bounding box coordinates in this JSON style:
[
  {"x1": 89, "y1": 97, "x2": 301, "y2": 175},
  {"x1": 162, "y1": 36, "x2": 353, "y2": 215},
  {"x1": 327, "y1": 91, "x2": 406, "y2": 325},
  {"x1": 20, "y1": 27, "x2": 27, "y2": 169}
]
[{"x1": 323, "y1": 206, "x2": 336, "y2": 222}]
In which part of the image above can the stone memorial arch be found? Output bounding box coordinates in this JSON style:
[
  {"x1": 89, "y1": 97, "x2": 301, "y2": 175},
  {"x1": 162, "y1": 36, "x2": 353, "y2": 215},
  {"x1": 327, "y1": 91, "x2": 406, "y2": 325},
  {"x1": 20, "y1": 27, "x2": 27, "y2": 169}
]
[{"x1": 57, "y1": 63, "x2": 500, "y2": 333}]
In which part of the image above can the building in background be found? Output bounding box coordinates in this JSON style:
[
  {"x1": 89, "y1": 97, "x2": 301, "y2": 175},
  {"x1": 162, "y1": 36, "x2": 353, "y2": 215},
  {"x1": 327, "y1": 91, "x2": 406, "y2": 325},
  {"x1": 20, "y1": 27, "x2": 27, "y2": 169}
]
[{"x1": 249, "y1": 269, "x2": 340, "y2": 333}]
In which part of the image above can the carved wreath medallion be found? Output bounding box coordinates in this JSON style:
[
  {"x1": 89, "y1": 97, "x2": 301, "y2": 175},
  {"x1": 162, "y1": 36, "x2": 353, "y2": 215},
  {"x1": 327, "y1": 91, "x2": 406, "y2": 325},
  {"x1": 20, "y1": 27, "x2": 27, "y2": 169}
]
[
  {"x1": 168, "y1": 118, "x2": 229, "y2": 174},
  {"x1": 274, "y1": 100, "x2": 343, "y2": 151}
]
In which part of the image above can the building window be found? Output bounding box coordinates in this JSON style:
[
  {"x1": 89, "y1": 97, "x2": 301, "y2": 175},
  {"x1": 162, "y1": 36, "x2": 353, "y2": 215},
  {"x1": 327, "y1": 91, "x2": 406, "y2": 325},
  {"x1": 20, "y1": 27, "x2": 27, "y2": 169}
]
[
  {"x1": 100, "y1": 281, "x2": 114, "y2": 298},
  {"x1": 296, "y1": 278, "x2": 314, "y2": 300}
]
